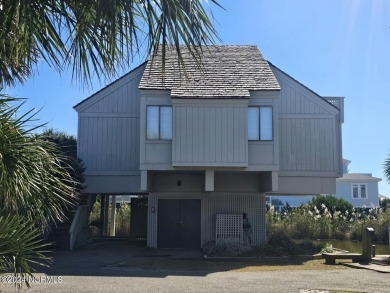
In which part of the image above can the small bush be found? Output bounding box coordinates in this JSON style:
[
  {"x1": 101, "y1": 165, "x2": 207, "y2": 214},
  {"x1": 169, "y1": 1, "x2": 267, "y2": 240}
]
[
  {"x1": 253, "y1": 233, "x2": 322, "y2": 256},
  {"x1": 266, "y1": 198, "x2": 390, "y2": 244},
  {"x1": 321, "y1": 243, "x2": 333, "y2": 253},
  {"x1": 203, "y1": 233, "x2": 322, "y2": 257},
  {"x1": 115, "y1": 203, "x2": 131, "y2": 236},
  {"x1": 380, "y1": 198, "x2": 390, "y2": 212},
  {"x1": 89, "y1": 197, "x2": 101, "y2": 227},
  {"x1": 202, "y1": 241, "x2": 251, "y2": 257},
  {"x1": 309, "y1": 195, "x2": 354, "y2": 219}
]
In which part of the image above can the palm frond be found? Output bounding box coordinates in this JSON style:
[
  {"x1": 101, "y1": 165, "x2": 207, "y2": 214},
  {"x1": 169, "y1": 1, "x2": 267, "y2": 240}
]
[
  {"x1": 0, "y1": 212, "x2": 51, "y2": 289},
  {"x1": 384, "y1": 154, "x2": 390, "y2": 183},
  {"x1": 0, "y1": 95, "x2": 78, "y2": 230},
  {"x1": 0, "y1": 0, "x2": 222, "y2": 87}
]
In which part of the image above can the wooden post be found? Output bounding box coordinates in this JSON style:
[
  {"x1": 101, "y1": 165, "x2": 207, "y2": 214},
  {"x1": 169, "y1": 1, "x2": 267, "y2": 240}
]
[
  {"x1": 362, "y1": 227, "x2": 374, "y2": 262},
  {"x1": 103, "y1": 195, "x2": 110, "y2": 236},
  {"x1": 205, "y1": 170, "x2": 214, "y2": 191},
  {"x1": 109, "y1": 195, "x2": 116, "y2": 236},
  {"x1": 388, "y1": 227, "x2": 390, "y2": 247},
  {"x1": 100, "y1": 195, "x2": 105, "y2": 236}
]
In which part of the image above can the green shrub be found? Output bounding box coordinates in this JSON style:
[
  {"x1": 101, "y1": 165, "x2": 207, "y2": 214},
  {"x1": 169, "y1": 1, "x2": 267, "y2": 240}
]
[
  {"x1": 88, "y1": 197, "x2": 131, "y2": 237},
  {"x1": 380, "y1": 198, "x2": 390, "y2": 212},
  {"x1": 267, "y1": 231, "x2": 303, "y2": 255},
  {"x1": 309, "y1": 195, "x2": 354, "y2": 219},
  {"x1": 89, "y1": 197, "x2": 101, "y2": 227},
  {"x1": 202, "y1": 241, "x2": 251, "y2": 257},
  {"x1": 115, "y1": 203, "x2": 131, "y2": 236},
  {"x1": 254, "y1": 233, "x2": 321, "y2": 256},
  {"x1": 321, "y1": 243, "x2": 333, "y2": 253},
  {"x1": 266, "y1": 200, "x2": 390, "y2": 243}
]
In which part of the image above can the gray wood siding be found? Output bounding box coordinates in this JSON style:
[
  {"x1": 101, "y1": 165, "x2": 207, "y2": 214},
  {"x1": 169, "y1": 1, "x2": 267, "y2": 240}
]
[
  {"x1": 172, "y1": 100, "x2": 248, "y2": 167},
  {"x1": 77, "y1": 66, "x2": 144, "y2": 114},
  {"x1": 78, "y1": 116, "x2": 139, "y2": 172},
  {"x1": 277, "y1": 77, "x2": 333, "y2": 115},
  {"x1": 270, "y1": 65, "x2": 342, "y2": 175},
  {"x1": 140, "y1": 93, "x2": 173, "y2": 170},
  {"x1": 279, "y1": 117, "x2": 338, "y2": 172},
  {"x1": 76, "y1": 64, "x2": 145, "y2": 179},
  {"x1": 246, "y1": 93, "x2": 279, "y2": 169},
  {"x1": 84, "y1": 84, "x2": 140, "y2": 114},
  {"x1": 248, "y1": 143, "x2": 275, "y2": 165}
]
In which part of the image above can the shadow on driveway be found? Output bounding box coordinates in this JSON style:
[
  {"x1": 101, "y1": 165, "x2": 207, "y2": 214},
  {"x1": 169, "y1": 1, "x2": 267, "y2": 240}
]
[{"x1": 37, "y1": 242, "x2": 311, "y2": 278}]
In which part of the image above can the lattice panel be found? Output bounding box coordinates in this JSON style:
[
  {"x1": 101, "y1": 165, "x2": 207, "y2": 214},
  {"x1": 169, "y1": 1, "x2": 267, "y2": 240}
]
[
  {"x1": 147, "y1": 194, "x2": 158, "y2": 247},
  {"x1": 215, "y1": 214, "x2": 243, "y2": 245},
  {"x1": 203, "y1": 194, "x2": 266, "y2": 246}
]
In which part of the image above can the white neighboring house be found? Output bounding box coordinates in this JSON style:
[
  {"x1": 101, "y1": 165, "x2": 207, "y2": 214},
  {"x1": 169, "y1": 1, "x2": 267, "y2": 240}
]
[
  {"x1": 335, "y1": 173, "x2": 381, "y2": 208},
  {"x1": 268, "y1": 159, "x2": 382, "y2": 209}
]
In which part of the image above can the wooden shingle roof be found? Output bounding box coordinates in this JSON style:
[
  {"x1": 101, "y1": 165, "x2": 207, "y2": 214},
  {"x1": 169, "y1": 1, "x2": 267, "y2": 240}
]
[{"x1": 139, "y1": 45, "x2": 280, "y2": 97}]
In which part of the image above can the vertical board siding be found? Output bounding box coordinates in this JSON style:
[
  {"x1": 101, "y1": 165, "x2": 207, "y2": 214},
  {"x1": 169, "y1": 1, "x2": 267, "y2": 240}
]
[
  {"x1": 270, "y1": 65, "x2": 341, "y2": 174},
  {"x1": 278, "y1": 79, "x2": 331, "y2": 115},
  {"x1": 147, "y1": 193, "x2": 266, "y2": 248},
  {"x1": 77, "y1": 68, "x2": 143, "y2": 174},
  {"x1": 280, "y1": 118, "x2": 337, "y2": 172},
  {"x1": 85, "y1": 71, "x2": 142, "y2": 114},
  {"x1": 173, "y1": 105, "x2": 247, "y2": 166},
  {"x1": 79, "y1": 117, "x2": 140, "y2": 171}
]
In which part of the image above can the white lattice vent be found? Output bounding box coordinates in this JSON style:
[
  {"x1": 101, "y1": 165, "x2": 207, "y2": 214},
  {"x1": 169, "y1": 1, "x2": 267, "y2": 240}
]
[{"x1": 216, "y1": 214, "x2": 243, "y2": 245}]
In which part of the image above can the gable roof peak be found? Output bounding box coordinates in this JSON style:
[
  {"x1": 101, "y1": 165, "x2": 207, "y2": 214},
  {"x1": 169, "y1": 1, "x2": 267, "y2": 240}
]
[{"x1": 139, "y1": 45, "x2": 280, "y2": 98}]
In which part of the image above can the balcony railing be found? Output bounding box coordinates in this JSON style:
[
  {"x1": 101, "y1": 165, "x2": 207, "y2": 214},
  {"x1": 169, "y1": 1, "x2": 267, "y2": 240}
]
[{"x1": 324, "y1": 96, "x2": 344, "y2": 123}]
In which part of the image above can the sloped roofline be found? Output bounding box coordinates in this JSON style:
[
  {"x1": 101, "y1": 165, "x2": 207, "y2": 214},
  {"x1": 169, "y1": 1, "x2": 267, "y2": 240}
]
[
  {"x1": 267, "y1": 61, "x2": 339, "y2": 111},
  {"x1": 140, "y1": 45, "x2": 281, "y2": 97},
  {"x1": 73, "y1": 61, "x2": 148, "y2": 110},
  {"x1": 336, "y1": 173, "x2": 382, "y2": 182}
]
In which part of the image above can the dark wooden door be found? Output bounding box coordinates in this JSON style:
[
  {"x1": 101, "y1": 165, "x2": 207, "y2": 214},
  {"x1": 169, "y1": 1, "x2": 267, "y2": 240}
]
[
  {"x1": 129, "y1": 198, "x2": 148, "y2": 241},
  {"x1": 157, "y1": 199, "x2": 201, "y2": 248}
]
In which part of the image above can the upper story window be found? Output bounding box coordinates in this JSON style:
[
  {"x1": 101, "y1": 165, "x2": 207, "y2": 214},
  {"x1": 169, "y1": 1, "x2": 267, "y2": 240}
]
[
  {"x1": 352, "y1": 183, "x2": 367, "y2": 199},
  {"x1": 146, "y1": 106, "x2": 172, "y2": 140},
  {"x1": 248, "y1": 106, "x2": 273, "y2": 141}
]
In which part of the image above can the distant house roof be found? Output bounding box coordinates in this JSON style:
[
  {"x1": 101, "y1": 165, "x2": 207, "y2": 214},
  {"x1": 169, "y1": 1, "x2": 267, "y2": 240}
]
[
  {"x1": 139, "y1": 45, "x2": 281, "y2": 97},
  {"x1": 342, "y1": 159, "x2": 351, "y2": 165},
  {"x1": 337, "y1": 173, "x2": 382, "y2": 182}
]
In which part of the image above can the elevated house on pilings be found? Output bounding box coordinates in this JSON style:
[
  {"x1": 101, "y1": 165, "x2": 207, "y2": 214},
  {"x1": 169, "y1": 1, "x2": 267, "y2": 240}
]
[{"x1": 72, "y1": 45, "x2": 344, "y2": 249}]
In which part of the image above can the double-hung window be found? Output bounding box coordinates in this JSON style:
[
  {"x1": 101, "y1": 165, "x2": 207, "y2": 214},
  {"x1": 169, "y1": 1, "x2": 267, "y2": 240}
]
[
  {"x1": 248, "y1": 106, "x2": 273, "y2": 141},
  {"x1": 352, "y1": 183, "x2": 367, "y2": 199},
  {"x1": 146, "y1": 106, "x2": 172, "y2": 140}
]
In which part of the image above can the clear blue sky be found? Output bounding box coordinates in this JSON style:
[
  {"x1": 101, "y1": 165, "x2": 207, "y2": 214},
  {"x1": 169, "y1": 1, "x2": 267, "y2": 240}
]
[{"x1": 7, "y1": 0, "x2": 390, "y2": 196}]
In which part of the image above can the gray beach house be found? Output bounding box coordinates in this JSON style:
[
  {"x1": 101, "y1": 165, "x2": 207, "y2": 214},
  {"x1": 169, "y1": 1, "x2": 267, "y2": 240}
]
[{"x1": 73, "y1": 45, "x2": 344, "y2": 248}]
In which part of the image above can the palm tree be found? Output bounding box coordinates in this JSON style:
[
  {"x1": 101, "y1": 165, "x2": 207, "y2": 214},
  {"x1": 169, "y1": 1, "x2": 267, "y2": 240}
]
[
  {"x1": 0, "y1": 0, "x2": 221, "y2": 87},
  {"x1": 0, "y1": 97, "x2": 78, "y2": 229},
  {"x1": 0, "y1": 96, "x2": 79, "y2": 287},
  {"x1": 385, "y1": 154, "x2": 390, "y2": 183},
  {"x1": 0, "y1": 1, "x2": 221, "y2": 287},
  {"x1": 41, "y1": 129, "x2": 85, "y2": 193}
]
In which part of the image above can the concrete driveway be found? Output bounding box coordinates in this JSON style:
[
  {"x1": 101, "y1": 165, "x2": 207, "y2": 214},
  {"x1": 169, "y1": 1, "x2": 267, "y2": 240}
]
[{"x1": 1, "y1": 242, "x2": 389, "y2": 293}]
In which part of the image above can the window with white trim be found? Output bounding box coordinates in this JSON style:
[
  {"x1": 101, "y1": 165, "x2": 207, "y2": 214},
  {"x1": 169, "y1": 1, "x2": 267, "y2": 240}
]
[
  {"x1": 146, "y1": 106, "x2": 172, "y2": 140},
  {"x1": 352, "y1": 183, "x2": 367, "y2": 199},
  {"x1": 248, "y1": 106, "x2": 273, "y2": 141}
]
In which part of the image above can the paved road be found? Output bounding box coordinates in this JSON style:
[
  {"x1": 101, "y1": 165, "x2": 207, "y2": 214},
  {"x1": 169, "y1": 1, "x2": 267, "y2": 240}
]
[
  {"x1": 1, "y1": 242, "x2": 389, "y2": 293},
  {"x1": 1, "y1": 269, "x2": 389, "y2": 293}
]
